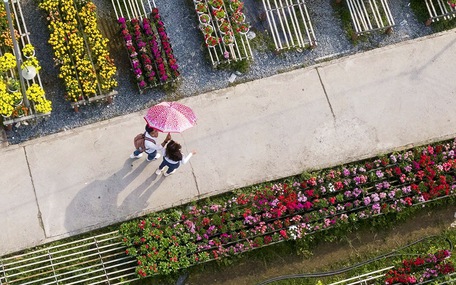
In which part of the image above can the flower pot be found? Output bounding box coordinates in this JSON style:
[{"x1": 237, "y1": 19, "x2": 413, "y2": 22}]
[
  {"x1": 219, "y1": 22, "x2": 231, "y2": 35},
  {"x1": 24, "y1": 49, "x2": 35, "y2": 59},
  {"x1": 199, "y1": 14, "x2": 211, "y2": 25},
  {"x1": 229, "y1": 2, "x2": 244, "y2": 12},
  {"x1": 236, "y1": 23, "x2": 250, "y2": 35},
  {"x1": 232, "y1": 12, "x2": 245, "y2": 24},
  {"x1": 223, "y1": 34, "x2": 234, "y2": 45},
  {"x1": 13, "y1": 98, "x2": 23, "y2": 107},
  {"x1": 205, "y1": 36, "x2": 219, "y2": 48},
  {"x1": 195, "y1": 3, "x2": 207, "y2": 14},
  {"x1": 214, "y1": 11, "x2": 226, "y2": 21},
  {"x1": 200, "y1": 24, "x2": 214, "y2": 35}
]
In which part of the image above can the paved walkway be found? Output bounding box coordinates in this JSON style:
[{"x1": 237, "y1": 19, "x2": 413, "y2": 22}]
[{"x1": 2, "y1": 29, "x2": 456, "y2": 256}]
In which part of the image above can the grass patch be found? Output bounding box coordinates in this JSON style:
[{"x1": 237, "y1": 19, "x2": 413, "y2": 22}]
[
  {"x1": 332, "y1": 0, "x2": 359, "y2": 43},
  {"x1": 410, "y1": 0, "x2": 456, "y2": 32}
]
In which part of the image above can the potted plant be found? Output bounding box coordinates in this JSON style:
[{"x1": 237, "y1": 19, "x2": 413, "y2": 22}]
[
  {"x1": 0, "y1": 52, "x2": 16, "y2": 74},
  {"x1": 0, "y1": 96, "x2": 14, "y2": 118},
  {"x1": 235, "y1": 22, "x2": 249, "y2": 35},
  {"x1": 200, "y1": 24, "x2": 214, "y2": 35},
  {"x1": 219, "y1": 21, "x2": 231, "y2": 34},
  {"x1": 449, "y1": 0, "x2": 456, "y2": 8},
  {"x1": 208, "y1": 0, "x2": 224, "y2": 9},
  {"x1": 195, "y1": 2, "x2": 207, "y2": 14},
  {"x1": 223, "y1": 33, "x2": 234, "y2": 45},
  {"x1": 232, "y1": 11, "x2": 245, "y2": 24},
  {"x1": 10, "y1": 91, "x2": 22, "y2": 106},
  {"x1": 7, "y1": 78, "x2": 19, "y2": 92},
  {"x1": 205, "y1": 35, "x2": 219, "y2": 47},
  {"x1": 21, "y1": 57, "x2": 42, "y2": 73},
  {"x1": 12, "y1": 105, "x2": 28, "y2": 118},
  {"x1": 22, "y1": 44, "x2": 35, "y2": 58},
  {"x1": 213, "y1": 9, "x2": 226, "y2": 21},
  {"x1": 199, "y1": 13, "x2": 210, "y2": 24},
  {"x1": 26, "y1": 83, "x2": 52, "y2": 114},
  {"x1": 229, "y1": 0, "x2": 244, "y2": 12}
]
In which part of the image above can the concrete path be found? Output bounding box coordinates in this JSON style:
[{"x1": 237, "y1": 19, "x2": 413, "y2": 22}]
[{"x1": 2, "y1": 29, "x2": 456, "y2": 256}]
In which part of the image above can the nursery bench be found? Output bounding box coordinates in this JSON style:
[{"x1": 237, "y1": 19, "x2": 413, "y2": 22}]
[{"x1": 261, "y1": 0, "x2": 317, "y2": 51}]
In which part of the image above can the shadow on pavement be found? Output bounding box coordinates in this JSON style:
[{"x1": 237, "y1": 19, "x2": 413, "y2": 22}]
[{"x1": 63, "y1": 158, "x2": 163, "y2": 235}]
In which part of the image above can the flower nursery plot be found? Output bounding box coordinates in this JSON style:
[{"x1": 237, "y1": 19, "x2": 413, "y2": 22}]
[
  {"x1": 112, "y1": 0, "x2": 180, "y2": 92},
  {"x1": 424, "y1": 0, "x2": 456, "y2": 24},
  {"x1": 39, "y1": 0, "x2": 118, "y2": 110},
  {"x1": 194, "y1": 0, "x2": 253, "y2": 67},
  {"x1": 342, "y1": 0, "x2": 395, "y2": 36},
  {"x1": 0, "y1": 0, "x2": 51, "y2": 128},
  {"x1": 120, "y1": 139, "x2": 456, "y2": 278}
]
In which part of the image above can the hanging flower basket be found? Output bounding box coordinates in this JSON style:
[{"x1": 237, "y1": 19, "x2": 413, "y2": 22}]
[
  {"x1": 205, "y1": 35, "x2": 219, "y2": 47},
  {"x1": 199, "y1": 13, "x2": 211, "y2": 24}
]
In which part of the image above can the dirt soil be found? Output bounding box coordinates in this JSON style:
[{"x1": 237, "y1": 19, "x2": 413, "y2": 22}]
[{"x1": 185, "y1": 205, "x2": 456, "y2": 285}]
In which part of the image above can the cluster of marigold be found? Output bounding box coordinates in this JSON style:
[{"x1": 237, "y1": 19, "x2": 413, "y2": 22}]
[
  {"x1": 118, "y1": 8, "x2": 179, "y2": 90},
  {"x1": 120, "y1": 140, "x2": 456, "y2": 277},
  {"x1": 39, "y1": 0, "x2": 117, "y2": 102},
  {"x1": 384, "y1": 249, "x2": 454, "y2": 284}
]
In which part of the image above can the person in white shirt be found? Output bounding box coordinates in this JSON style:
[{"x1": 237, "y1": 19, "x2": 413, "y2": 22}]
[
  {"x1": 155, "y1": 140, "x2": 196, "y2": 176},
  {"x1": 130, "y1": 125, "x2": 171, "y2": 161}
]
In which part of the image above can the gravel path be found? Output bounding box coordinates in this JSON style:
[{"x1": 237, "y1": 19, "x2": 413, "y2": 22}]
[{"x1": 6, "y1": 0, "x2": 433, "y2": 144}]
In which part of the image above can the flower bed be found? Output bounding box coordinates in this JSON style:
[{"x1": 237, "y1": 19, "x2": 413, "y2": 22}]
[
  {"x1": 384, "y1": 249, "x2": 454, "y2": 284},
  {"x1": 120, "y1": 139, "x2": 456, "y2": 277},
  {"x1": 194, "y1": 0, "x2": 253, "y2": 67},
  {"x1": 0, "y1": 2, "x2": 51, "y2": 126},
  {"x1": 118, "y1": 7, "x2": 180, "y2": 92},
  {"x1": 39, "y1": 0, "x2": 117, "y2": 108}
]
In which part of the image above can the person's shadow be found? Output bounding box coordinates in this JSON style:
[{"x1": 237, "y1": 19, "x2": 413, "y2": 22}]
[{"x1": 63, "y1": 158, "x2": 165, "y2": 236}]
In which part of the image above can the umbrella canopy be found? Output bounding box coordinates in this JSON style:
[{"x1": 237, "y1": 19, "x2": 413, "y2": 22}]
[{"x1": 144, "y1": 102, "x2": 197, "y2": 133}]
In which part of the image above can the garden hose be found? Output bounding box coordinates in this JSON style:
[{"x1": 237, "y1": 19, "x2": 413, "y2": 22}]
[{"x1": 255, "y1": 235, "x2": 453, "y2": 285}]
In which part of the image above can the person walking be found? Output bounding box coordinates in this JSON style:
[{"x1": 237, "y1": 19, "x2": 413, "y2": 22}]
[
  {"x1": 155, "y1": 140, "x2": 196, "y2": 176},
  {"x1": 131, "y1": 125, "x2": 171, "y2": 161}
]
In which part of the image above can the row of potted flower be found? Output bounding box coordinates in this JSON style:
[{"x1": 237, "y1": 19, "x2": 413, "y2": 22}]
[
  {"x1": 0, "y1": 45, "x2": 51, "y2": 118},
  {"x1": 384, "y1": 249, "x2": 454, "y2": 284},
  {"x1": 120, "y1": 139, "x2": 456, "y2": 277},
  {"x1": 118, "y1": 7, "x2": 179, "y2": 90},
  {"x1": 39, "y1": 0, "x2": 117, "y2": 103},
  {"x1": 194, "y1": 0, "x2": 250, "y2": 60}
]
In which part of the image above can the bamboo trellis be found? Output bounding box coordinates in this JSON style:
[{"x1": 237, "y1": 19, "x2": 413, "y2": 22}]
[
  {"x1": 424, "y1": 0, "x2": 456, "y2": 24},
  {"x1": 261, "y1": 0, "x2": 316, "y2": 51},
  {"x1": 345, "y1": 0, "x2": 395, "y2": 36}
]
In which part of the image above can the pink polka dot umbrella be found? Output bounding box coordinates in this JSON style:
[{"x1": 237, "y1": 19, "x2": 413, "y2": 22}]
[{"x1": 144, "y1": 102, "x2": 197, "y2": 133}]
